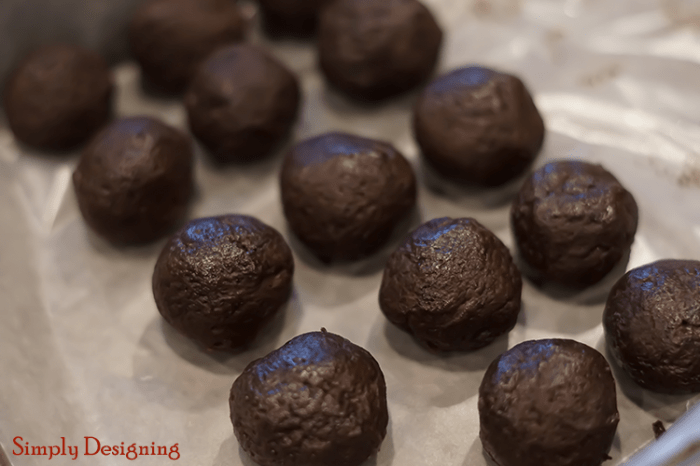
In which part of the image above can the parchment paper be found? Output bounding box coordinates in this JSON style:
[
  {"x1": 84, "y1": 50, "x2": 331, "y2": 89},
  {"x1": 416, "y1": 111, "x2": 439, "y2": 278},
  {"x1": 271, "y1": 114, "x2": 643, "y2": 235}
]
[{"x1": 2, "y1": 0, "x2": 700, "y2": 465}]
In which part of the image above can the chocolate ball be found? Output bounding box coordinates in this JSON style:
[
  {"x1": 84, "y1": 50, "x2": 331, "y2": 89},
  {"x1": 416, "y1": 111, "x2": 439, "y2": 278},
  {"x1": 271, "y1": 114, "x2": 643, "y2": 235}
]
[
  {"x1": 185, "y1": 44, "x2": 300, "y2": 163},
  {"x1": 479, "y1": 339, "x2": 620, "y2": 466},
  {"x1": 604, "y1": 259, "x2": 700, "y2": 394},
  {"x1": 318, "y1": 0, "x2": 442, "y2": 101},
  {"x1": 511, "y1": 160, "x2": 638, "y2": 288},
  {"x1": 129, "y1": 0, "x2": 246, "y2": 93},
  {"x1": 379, "y1": 217, "x2": 522, "y2": 352},
  {"x1": 72, "y1": 116, "x2": 194, "y2": 244},
  {"x1": 3, "y1": 44, "x2": 113, "y2": 151},
  {"x1": 230, "y1": 330, "x2": 388, "y2": 466},
  {"x1": 258, "y1": 0, "x2": 332, "y2": 36},
  {"x1": 413, "y1": 66, "x2": 545, "y2": 187},
  {"x1": 152, "y1": 215, "x2": 294, "y2": 351},
  {"x1": 280, "y1": 132, "x2": 416, "y2": 262}
]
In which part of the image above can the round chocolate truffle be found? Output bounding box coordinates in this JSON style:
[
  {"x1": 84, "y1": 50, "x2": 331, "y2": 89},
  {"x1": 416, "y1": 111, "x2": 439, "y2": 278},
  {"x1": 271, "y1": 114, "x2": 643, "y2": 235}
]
[
  {"x1": 3, "y1": 44, "x2": 112, "y2": 151},
  {"x1": 379, "y1": 217, "x2": 521, "y2": 352},
  {"x1": 258, "y1": 0, "x2": 332, "y2": 36},
  {"x1": 280, "y1": 132, "x2": 416, "y2": 262},
  {"x1": 413, "y1": 66, "x2": 545, "y2": 187},
  {"x1": 152, "y1": 215, "x2": 294, "y2": 351},
  {"x1": 511, "y1": 160, "x2": 638, "y2": 288},
  {"x1": 230, "y1": 330, "x2": 388, "y2": 466},
  {"x1": 185, "y1": 44, "x2": 300, "y2": 163},
  {"x1": 318, "y1": 0, "x2": 442, "y2": 101},
  {"x1": 604, "y1": 259, "x2": 700, "y2": 394},
  {"x1": 129, "y1": 0, "x2": 246, "y2": 93},
  {"x1": 479, "y1": 339, "x2": 620, "y2": 466},
  {"x1": 72, "y1": 116, "x2": 193, "y2": 244}
]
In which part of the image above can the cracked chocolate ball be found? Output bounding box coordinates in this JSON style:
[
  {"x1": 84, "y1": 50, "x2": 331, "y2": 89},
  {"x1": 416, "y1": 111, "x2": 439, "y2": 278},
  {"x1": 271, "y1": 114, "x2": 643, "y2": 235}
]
[
  {"x1": 152, "y1": 214, "x2": 294, "y2": 351},
  {"x1": 185, "y1": 44, "x2": 300, "y2": 163},
  {"x1": 129, "y1": 0, "x2": 246, "y2": 93},
  {"x1": 258, "y1": 0, "x2": 332, "y2": 36},
  {"x1": 3, "y1": 44, "x2": 113, "y2": 151},
  {"x1": 379, "y1": 217, "x2": 522, "y2": 351},
  {"x1": 604, "y1": 259, "x2": 700, "y2": 394},
  {"x1": 413, "y1": 66, "x2": 545, "y2": 187},
  {"x1": 479, "y1": 339, "x2": 620, "y2": 466},
  {"x1": 318, "y1": 0, "x2": 442, "y2": 101},
  {"x1": 72, "y1": 116, "x2": 194, "y2": 244},
  {"x1": 511, "y1": 160, "x2": 638, "y2": 288},
  {"x1": 230, "y1": 330, "x2": 388, "y2": 466},
  {"x1": 280, "y1": 132, "x2": 416, "y2": 262}
]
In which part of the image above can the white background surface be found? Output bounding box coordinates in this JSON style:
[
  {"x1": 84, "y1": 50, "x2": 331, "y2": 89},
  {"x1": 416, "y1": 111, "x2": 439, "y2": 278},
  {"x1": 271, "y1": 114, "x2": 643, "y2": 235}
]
[{"x1": 2, "y1": 0, "x2": 700, "y2": 465}]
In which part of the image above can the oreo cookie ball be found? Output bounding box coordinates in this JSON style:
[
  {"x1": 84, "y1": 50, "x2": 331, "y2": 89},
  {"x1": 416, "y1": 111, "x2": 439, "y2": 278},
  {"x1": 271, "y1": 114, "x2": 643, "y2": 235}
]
[
  {"x1": 129, "y1": 0, "x2": 246, "y2": 93},
  {"x1": 318, "y1": 0, "x2": 442, "y2": 101},
  {"x1": 511, "y1": 160, "x2": 638, "y2": 288},
  {"x1": 604, "y1": 259, "x2": 700, "y2": 394},
  {"x1": 72, "y1": 116, "x2": 193, "y2": 244},
  {"x1": 230, "y1": 330, "x2": 388, "y2": 466},
  {"x1": 3, "y1": 44, "x2": 113, "y2": 151},
  {"x1": 479, "y1": 339, "x2": 619, "y2": 466},
  {"x1": 152, "y1": 215, "x2": 294, "y2": 351},
  {"x1": 379, "y1": 217, "x2": 521, "y2": 351},
  {"x1": 185, "y1": 44, "x2": 300, "y2": 163},
  {"x1": 413, "y1": 66, "x2": 545, "y2": 187},
  {"x1": 280, "y1": 132, "x2": 416, "y2": 262},
  {"x1": 258, "y1": 0, "x2": 332, "y2": 37}
]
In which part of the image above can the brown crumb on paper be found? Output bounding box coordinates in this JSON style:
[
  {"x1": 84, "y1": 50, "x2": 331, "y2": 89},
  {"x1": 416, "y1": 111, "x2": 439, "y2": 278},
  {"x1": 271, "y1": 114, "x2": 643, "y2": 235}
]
[
  {"x1": 653, "y1": 420, "x2": 666, "y2": 439},
  {"x1": 472, "y1": 0, "x2": 522, "y2": 18},
  {"x1": 579, "y1": 64, "x2": 622, "y2": 88},
  {"x1": 677, "y1": 163, "x2": 700, "y2": 187}
]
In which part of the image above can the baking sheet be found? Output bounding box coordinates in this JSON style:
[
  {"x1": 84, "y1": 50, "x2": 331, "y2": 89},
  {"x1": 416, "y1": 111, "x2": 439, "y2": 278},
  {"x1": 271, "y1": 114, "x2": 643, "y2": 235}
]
[{"x1": 2, "y1": 0, "x2": 700, "y2": 465}]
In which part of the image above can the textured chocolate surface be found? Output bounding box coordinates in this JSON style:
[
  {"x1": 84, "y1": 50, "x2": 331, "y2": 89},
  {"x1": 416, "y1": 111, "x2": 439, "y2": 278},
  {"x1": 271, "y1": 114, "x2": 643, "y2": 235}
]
[
  {"x1": 604, "y1": 259, "x2": 700, "y2": 394},
  {"x1": 3, "y1": 44, "x2": 113, "y2": 151},
  {"x1": 379, "y1": 217, "x2": 521, "y2": 351},
  {"x1": 280, "y1": 132, "x2": 416, "y2": 262},
  {"x1": 72, "y1": 116, "x2": 193, "y2": 244},
  {"x1": 185, "y1": 44, "x2": 300, "y2": 163},
  {"x1": 413, "y1": 66, "x2": 545, "y2": 186},
  {"x1": 129, "y1": 0, "x2": 245, "y2": 93},
  {"x1": 479, "y1": 339, "x2": 620, "y2": 466},
  {"x1": 258, "y1": 0, "x2": 332, "y2": 36},
  {"x1": 152, "y1": 215, "x2": 294, "y2": 351},
  {"x1": 511, "y1": 160, "x2": 638, "y2": 287},
  {"x1": 318, "y1": 0, "x2": 442, "y2": 101},
  {"x1": 230, "y1": 330, "x2": 388, "y2": 466}
]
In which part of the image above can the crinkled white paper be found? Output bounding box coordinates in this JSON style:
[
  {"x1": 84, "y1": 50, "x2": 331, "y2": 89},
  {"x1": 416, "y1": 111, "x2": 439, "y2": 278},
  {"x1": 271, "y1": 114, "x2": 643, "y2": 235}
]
[{"x1": 2, "y1": 0, "x2": 700, "y2": 465}]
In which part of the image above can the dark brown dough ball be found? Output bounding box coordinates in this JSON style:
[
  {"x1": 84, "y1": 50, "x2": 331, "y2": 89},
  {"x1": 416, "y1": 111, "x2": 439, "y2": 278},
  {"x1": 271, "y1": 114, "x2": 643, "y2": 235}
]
[
  {"x1": 280, "y1": 132, "x2": 416, "y2": 262},
  {"x1": 258, "y1": 0, "x2": 332, "y2": 36},
  {"x1": 479, "y1": 339, "x2": 620, "y2": 466},
  {"x1": 230, "y1": 330, "x2": 388, "y2": 466},
  {"x1": 604, "y1": 259, "x2": 700, "y2": 394},
  {"x1": 185, "y1": 44, "x2": 300, "y2": 163},
  {"x1": 129, "y1": 0, "x2": 246, "y2": 93},
  {"x1": 318, "y1": 0, "x2": 442, "y2": 101},
  {"x1": 152, "y1": 215, "x2": 294, "y2": 351},
  {"x1": 379, "y1": 217, "x2": 521, "y2": 352},
  {"x1": 511, "y1": 160, "x2": 638, "y2": 288},
  {"x1": 72, "y1": 116, "x2": 193, "y2": 244},
  {"x1": 3, "y1": 44, "x2": 113, "y2": 151},
  {"x1": 413, "y1": 66, "x2": 545, "y2": 186}
]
